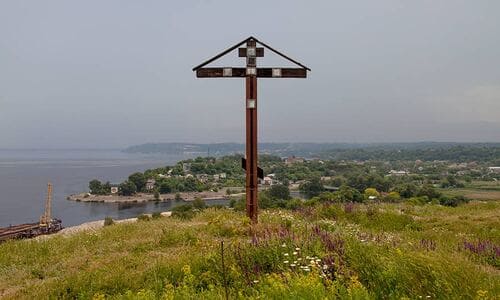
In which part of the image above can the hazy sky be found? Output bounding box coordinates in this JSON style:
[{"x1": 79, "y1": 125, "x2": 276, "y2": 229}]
[{"x1": 1, "y1": 1, "x2": 499, "y2": 148}]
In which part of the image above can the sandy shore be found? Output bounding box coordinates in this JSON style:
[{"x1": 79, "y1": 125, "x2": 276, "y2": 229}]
[{"x1": 67, "y1": 190, "x2": 243, "y2": 203}]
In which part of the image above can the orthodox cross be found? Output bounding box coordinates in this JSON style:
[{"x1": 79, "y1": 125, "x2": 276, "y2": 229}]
[{"x1": 193, "y1": 36, "x2": 310, "y2": 223}]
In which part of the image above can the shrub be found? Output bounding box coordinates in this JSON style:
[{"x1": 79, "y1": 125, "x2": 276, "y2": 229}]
[
  {"x1": 172, "y1": 204, "x2": 195, "y2": 220},
  {"x1": 175, "y1": 193, "x2": 182, "y2": 201},
  {"x1": 137, "y1": 214, "x2": 151, "y2": 221},
  {"x1": 104, "y1": 217, "x2": 114, "y2": 226},
  {"x1": 152, "y1": 212, "x2": 162, "y2": 219},
  {"x1": 192, "y1": 197, "x2": 206, "y2": 210},
  {"x1": 439, "y1": 195, "x2": 469, "y2": 207}
]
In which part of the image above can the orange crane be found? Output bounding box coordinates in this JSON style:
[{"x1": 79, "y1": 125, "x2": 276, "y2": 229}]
[
  {"x1": 39, "y1": 182, "x2": 52, "y2": 226},
  {"x1": 1, "y1": 182, "x2": 62, "y2": 242}
]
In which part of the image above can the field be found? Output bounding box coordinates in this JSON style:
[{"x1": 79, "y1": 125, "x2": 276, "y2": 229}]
[
  {"x1": 440, "y1": 181, "x2": 500, "y2": 200},
  {"x1": 0, "y1": 200, "x2": 499, "y2": 299}
]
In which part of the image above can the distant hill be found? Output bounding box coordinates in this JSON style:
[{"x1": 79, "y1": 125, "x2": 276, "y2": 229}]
[{"x1": 123, "y1": 142, "x2": 500, "y2": 162}]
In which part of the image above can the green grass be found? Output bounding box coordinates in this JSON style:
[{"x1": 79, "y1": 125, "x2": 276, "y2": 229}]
[{"x1": 0, "y1": 201, "x2": 499, "y2": 299}]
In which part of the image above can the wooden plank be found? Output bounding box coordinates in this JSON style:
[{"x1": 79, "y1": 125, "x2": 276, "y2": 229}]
[
  {"x1": 238, "y1": 48, "x2": 264, "y2": 57},
  {"x1": 196, "y1": 68, "x2": 307, "y2": 78},
  {"x1": 196, "y1": 68, "x2": 246, "y2": 78},
  {"x1": 257, "y1": 68, "x2": 307, "y2": 78}
]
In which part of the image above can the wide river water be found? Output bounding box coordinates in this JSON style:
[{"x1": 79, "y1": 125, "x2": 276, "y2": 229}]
[{"x1": 0, "y1": 149, "x2": 227, "y2": 227}]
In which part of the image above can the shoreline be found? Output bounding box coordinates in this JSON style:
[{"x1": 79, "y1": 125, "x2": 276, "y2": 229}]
[
  {"x1": 67, "y1": 190, "x2": 245, "y2": 203},
  {"x1": 36, "y1": 211, "x2": 173, "y2": 240}
]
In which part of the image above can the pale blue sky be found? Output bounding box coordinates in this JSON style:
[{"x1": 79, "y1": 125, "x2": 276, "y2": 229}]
[{"x1": 1, "y1": 1, "x2": 499, "y2": 148}]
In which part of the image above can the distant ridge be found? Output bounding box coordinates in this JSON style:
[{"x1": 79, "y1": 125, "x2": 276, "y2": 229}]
[{"x1": 123, "y1": 142, "x2": 500, "y2": 162}]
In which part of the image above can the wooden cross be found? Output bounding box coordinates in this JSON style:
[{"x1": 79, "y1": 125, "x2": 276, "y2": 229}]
[{"x1": 193, "y1": 36, "x2": 310, "y2": 223}]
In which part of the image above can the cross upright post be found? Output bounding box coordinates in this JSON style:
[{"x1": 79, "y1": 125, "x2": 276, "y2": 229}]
[
  {"x1": 245, "y1": 39, "x2": 259, "y2": 222},
  {"x1": 193, "y1": 36, "x2": 310, "y2": 223}
]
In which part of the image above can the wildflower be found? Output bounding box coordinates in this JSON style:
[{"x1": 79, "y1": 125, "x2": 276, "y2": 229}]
[
  {"x1": 297, "y1": 258, "x2": 302, "y2": 261},
  {"x1": 253, "y1": 280, "x2": 259, "y2": 284},
  {"x1": 290, "y1": 264, "x2": 296, "y2": 267},
  {"x1": 281, "y1": 243, "x2": 286, "y2": 248},
  {"x1": 283, "y1": 260, "x2": 289, "y2": 264},
  {"x1": 323, "y1": 265, "x2": 328, "y2": 270},
  {"x1": 293, "y1": 251, "x2": 298, "y2": 255},
  {"x1": 295, "y1": 247, "x2": 300, "y2": 251},
  {"x1": 315, "y1": 258, "x2": 321, "y2": 262},
  {"x1": 284, "y1": 253, "x2": 289, "y2": 256},
  {"x1": 310, "y1": 260, "x2": 315, "y2": 265},
  {"x1": 303, "y1": 267, "x2": 311, "y2": 272}
]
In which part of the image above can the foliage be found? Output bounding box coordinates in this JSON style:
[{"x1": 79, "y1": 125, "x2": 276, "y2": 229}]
[
  {"x1": 171, "y1": 204, "x2": 196, "y2": 220},
  {"x1": 103, "y1": 217, "x2": 114, "y2": 226},
  {"x1": 128, "y1": 172, "x2": 147, "y2": 192},
  {"x1": 267, "y1": 184, "x2": 291, "y2": 200},
  {"x1": 118, "y1": 180, "x2": 137, "y2": 196},
  {"x1": 88, "y1": 179, "x2": 110, "y2": 195},
  {"x1": 137, "y1": 214, "x2": 151, "y2": 221},
  {"x1": 299, "y1": 177, "x2": 324, "y2": 197},
  {"x1": 192, "y1": 197, "x2": 206, "y2": 209}
]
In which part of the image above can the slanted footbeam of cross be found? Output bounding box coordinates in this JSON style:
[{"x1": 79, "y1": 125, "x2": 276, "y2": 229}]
[{"x1": 193, "y1": 36, "x2": 309, "y2": 223}]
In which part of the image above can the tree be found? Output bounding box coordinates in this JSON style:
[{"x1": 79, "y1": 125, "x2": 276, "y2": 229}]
[
  {"x1": 159, "y1": 182, "x2": 172, "y2": 194},
  {"x1": 89, "y1": 179, "x2": 103, "y2": 195},
  {"x1": 299, "y1": 177, "x2": 324, "y2": 197},
  {"x1": 385, "y1": 191, "x2": 401, "y2": 202},
  {"x1": 119, "y1": 180, "x2": 137, "y2": 196},
  {"x1": 337, "y1": 185, "x2": 363, "y2": 203},
  {"x1": 128, "y1": 172, "x2": 146, "y2": 191},
  {"x1": 267, "y1": 184, "x2": 291, "y2": 200},
  {"x1": 364, "y1": 188, "x2": 380, "y2": 199}
]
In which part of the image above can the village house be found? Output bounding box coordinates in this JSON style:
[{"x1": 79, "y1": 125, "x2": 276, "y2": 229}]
[
  {"x1": 388, "y1": 170, "x2": 409, "y2": 176},
  {"x1": 488, "y1": 167, "x2": 500, "y2": 174},
  {"x1": 145, "y1": 179, "x2": 156, "y2": 191},
  {"x1": 261, "y1": 176, "x2": 274, "y2": 185},
  {"x1": 196, "y1": 174, "x2": 209, "y2": 183}
]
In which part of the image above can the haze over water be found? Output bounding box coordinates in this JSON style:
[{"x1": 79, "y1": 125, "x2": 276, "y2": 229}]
[{"x1": 0, "y1": 149, "x2": 205, "y2": 227}]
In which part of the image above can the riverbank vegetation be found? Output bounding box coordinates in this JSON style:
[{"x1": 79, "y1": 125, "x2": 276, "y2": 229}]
[{"x1": 0, "y1": 198, "x2": 498, "y2": 299}]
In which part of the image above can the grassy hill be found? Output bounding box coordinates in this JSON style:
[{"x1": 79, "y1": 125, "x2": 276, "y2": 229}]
[{"x1": 0, "y1": 201, "x2": 499, "y2": 299}]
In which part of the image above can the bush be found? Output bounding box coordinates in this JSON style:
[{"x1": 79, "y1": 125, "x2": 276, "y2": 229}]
[
  {"x1": 104, "y1": 217, "x2": 114, "y2": 226},
  {"x1": 172, "y1": 204, "x2": 195, "y2": 220},
  {"x1": 175, "y1": 193, "x2": 182, "y2": 201},
  {"x1": 192, "y1": 197, "x2": 206, "y2": 210},
  {"x1": 137, "y1": 214, "x2": 151, "y2": 221},
  {"x1": 439, "y1": 195, "x2": 469, "y2": 207},
  {"x1": 152, "y1": 212, "x2": 162, "y2": 219}
]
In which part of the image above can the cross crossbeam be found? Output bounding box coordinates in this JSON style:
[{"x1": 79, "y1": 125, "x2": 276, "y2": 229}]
[
  {"x1": 196, "y1": 67, "x2": 307, "y2": 78},
  {"x1": 193, "y1": 37, "x2": 309, "y2": 223}
]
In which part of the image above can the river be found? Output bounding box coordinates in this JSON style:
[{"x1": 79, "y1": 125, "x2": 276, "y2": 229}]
[{"x1": 0, "y1": 149, "x2": 227, "y2": 227}]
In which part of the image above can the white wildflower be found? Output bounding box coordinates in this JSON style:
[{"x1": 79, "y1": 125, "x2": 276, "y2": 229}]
[
  {"x1": 284, "y1": 253, "x2": 289, "y2": 256},
  {"x1": 253, "y1": 280, "x2": 259, "y2": 284},
  {"x1": 283, "y1": 260, "x2": 289, "y2": 264},
  {"x1": 293, "y1": 251, "x2": 298, "y2": 255}
]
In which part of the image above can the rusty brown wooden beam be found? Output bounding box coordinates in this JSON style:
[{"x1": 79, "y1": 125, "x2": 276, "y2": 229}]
[{"x1": 196, "y1": 68, "x2": 307, "y2": 78}]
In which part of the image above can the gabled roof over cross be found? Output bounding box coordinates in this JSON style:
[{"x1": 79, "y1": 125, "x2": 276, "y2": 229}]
[{"x1": 192, "y1": 36, "x2": 311, "y2": 78}]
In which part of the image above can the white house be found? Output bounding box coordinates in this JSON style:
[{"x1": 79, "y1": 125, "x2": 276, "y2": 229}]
[
  {"x1": 145, "y1": 179, "x2": 156, "y2": 190},
  {"x1": 488, "y1": 167, "x2": 500, "y2": 174}
]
